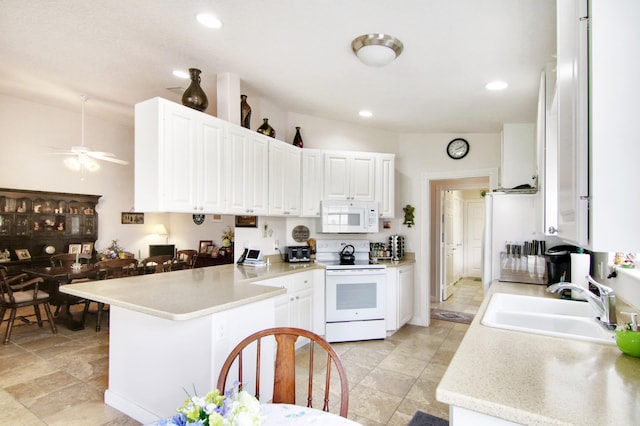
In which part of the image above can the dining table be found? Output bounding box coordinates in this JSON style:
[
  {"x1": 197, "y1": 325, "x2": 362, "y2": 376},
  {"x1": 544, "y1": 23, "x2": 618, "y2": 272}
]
[
  {"x1": 259, "y1": 404, "x2": 362, "y2": 425},
  {"x1": 21, "y1": 263, "x2": 99, "y2": 330}
]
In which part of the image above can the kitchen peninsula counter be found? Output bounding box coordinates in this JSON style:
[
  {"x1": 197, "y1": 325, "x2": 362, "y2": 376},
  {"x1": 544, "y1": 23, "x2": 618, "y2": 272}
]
[
  {"x1": 58, "y1": 262, "x2": 324, "y2": 424},
  {"x1": 436, "y1": 281, "x2": 640, "y2": 426},
  {"x1": 60, "y1": 261, "x2": 324, "y2": 320}
]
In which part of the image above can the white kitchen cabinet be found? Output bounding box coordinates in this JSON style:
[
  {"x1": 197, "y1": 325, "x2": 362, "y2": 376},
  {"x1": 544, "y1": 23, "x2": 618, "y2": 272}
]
[
  {"x1": 134, "y1": 97, "x2": 226, "y2": 213},
  {"x1": 323, "y1": 151, "x2": 376, "y2": 201},
  {"x1": 268, "y1": 140, "x2": 301, "y2": 216},
  {"x1": 386, "y1": 264, "x2": 414, "y2": 333},
  {"x1": 537, "y1": 66, "x2": 559, "y2": 236},
  {"x1": 375, "y1": 153, "x2": 395, "y2": 218},
  {"x1": 501, "y1": 123, "x2": 536, "y2": 189},
  {"x1": 258, "y1": 271, "x2": 314, "y2": 349},
  {"x1": 226, "y1": 127, "x2": 269, "y2": 215},
  {"x1": 300, "y1": 149, "x2": 323, "y2": 217},
  {"x1": 556, "y1": 0, "x2": 640, "y2": 252}
]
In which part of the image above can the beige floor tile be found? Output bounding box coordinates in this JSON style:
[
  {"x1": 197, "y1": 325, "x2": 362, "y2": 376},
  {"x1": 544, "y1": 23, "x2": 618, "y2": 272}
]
[
  {"x1": 349, "y1": 385, "x2": 403, "y2": 424},
  {"x1": 0, "y1": 277, "x2": 484, "y2": 425},
  {"x1": 359, "y1": 367, "x2": 416, "y2": 398}
]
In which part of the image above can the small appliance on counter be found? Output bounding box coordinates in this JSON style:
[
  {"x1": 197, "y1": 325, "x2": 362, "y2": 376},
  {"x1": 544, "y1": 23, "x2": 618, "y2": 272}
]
[
  {"x1": 545, "y1": 244, "x2": 579, "y2": 284},
  {"x1": 284, "y1": 246, "x2": 311, "y2": 263},
  {"x1": 389, "y1": 235, "x2": 405, "y2": 261}
]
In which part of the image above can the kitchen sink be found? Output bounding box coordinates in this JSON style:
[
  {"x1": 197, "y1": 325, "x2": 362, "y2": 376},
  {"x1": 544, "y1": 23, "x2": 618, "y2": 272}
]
[{"x1": 482, "y1": 293, "x2": 616, "y2": 345}]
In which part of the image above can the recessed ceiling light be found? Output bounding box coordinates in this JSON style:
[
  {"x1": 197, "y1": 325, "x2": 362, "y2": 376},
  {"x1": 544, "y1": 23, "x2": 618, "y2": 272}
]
[
  {"x1": 485, "y1": 81, "x2": 508, "y2": 91},
  {"x1": 359, "y1": 110, "x2": 373, "y2": 118},
  {"x1": 172, "y1": 70, "x2": 190, "y2": 79},
  {"x1": 196, "y1": 13, "x2": 222, "y2": 29}
]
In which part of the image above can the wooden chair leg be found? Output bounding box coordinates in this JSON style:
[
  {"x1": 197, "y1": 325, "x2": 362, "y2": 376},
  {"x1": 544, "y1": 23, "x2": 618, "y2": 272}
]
[
  {"x1": 96, "y1": 302, "x2": 104, "y2": 332},
  {"x1": 3, "y1": 309, "x2": 17, "y2": 344},
  {"x1": 42, "y1": 303, "x2": 58, "y2": 335},
  {"x1": 33, "y1": 304, "x2": 43, "y2": 327}
]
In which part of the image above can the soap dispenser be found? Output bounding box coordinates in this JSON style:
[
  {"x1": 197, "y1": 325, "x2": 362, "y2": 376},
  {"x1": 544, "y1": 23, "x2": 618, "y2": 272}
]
[{"x1": 616, "y1": 311, "x2": 640, "y2": 357}]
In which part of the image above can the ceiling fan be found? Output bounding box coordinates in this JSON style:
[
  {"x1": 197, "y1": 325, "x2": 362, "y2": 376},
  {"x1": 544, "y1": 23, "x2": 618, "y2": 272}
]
[{"x1": 50, "y1": 96, "x2": 129, "y2": 171}]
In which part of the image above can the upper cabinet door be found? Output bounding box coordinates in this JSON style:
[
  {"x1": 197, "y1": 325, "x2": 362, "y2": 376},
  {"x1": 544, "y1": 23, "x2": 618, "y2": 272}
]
[
  {"x1": 199, "y1": 119, "x2": 226, "y2": 212},
  {"x1": 226, "y1": 128, "x2": 269, "y2": 215},
  {"x1": 375, "y1": 153, "x2": 395, "y2": 218},
  {"x1": 555, "y1": 0, "x2": 589, "y2": 246},
  {"x1": 300, "y1": 149, "x2": 323, "y2": 217},
  {"x1": 268, "y1": 140, "x2": 301, "y2": 216},
  {"x1": 323, "y1": 151, "x2": 375, "y2": 201}
]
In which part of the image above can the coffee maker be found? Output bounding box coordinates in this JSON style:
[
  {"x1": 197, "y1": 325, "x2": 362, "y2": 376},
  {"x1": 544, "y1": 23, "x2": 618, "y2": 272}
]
[{"x1": 545, "y1": 244, "x2": 578, "y2": 284}]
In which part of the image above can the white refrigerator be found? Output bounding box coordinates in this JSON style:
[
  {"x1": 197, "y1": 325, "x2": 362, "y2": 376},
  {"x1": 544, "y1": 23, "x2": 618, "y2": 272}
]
[{"x1": 482, "y1": 192, "x2": 555, "y2": 293}]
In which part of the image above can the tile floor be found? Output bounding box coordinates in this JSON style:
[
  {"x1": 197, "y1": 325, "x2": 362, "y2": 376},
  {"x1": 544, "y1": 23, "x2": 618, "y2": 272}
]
[{"x1": 0, "y1": 278, "x2": 483, "y2": 425}]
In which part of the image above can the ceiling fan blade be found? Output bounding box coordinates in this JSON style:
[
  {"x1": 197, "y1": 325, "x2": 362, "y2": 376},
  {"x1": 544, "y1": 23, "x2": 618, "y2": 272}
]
[{"x1": 92, "y1": 155, "x2": 129, "y2": 165}]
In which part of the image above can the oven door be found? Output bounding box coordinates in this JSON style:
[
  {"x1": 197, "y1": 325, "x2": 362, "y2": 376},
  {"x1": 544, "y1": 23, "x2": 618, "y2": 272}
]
[{"x1": 325, "y1": 268, "x2": 386, "y2": 322}]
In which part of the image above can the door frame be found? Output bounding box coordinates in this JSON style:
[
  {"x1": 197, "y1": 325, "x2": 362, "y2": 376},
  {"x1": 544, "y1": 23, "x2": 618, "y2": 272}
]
[{"x1": 421, "y1": 169, "x2": 497, "y2": 311}]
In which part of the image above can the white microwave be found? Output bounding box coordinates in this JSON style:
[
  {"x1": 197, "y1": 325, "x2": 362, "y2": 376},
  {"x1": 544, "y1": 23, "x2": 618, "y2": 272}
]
[{"x1": 320, "y1": 200, "x2": 379, "y2": 233}]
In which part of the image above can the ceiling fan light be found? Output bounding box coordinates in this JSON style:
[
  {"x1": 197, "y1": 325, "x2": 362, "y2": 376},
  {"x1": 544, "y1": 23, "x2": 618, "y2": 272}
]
[
  {"x1": 64, "y1": 157, "x2": 81, "y2": 171},
  {"x1": 352, "y1": 33, "x2": 403, "y2": 67}
]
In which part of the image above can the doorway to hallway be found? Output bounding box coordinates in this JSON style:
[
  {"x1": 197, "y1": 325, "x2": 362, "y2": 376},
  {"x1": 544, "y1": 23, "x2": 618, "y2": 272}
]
[{"x1": 430, "y1": 177, "x2": 489, "y2": 304}]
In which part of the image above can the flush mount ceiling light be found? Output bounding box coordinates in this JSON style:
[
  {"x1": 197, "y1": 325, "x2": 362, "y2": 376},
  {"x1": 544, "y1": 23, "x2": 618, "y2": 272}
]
[
  {"x1": 172, "y1": 70, "x2": 190, "y2": 79},
  {"x1": 485, "y1": 81, "x2": 508, "y2": 91},
  {"x1": 351, "y1": 33, "x2": 404, "y2": 67},
  {"x1": 196, "y1": 13, "x2": 222, "y2": 29},
  {"x1": 359, "y1": 110, "x2": 373, "y2": 118}
]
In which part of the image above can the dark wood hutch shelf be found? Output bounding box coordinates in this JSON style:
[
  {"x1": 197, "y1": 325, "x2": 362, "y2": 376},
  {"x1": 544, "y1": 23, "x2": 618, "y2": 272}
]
[{"x1": 0, "y1": 188, "x2": 101, "y2": 271}]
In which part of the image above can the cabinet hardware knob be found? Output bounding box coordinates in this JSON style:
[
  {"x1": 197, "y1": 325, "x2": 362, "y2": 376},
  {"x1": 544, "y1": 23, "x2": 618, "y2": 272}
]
[{"x1": 548, "y1": 226, "x2": 558, "y2": 234}]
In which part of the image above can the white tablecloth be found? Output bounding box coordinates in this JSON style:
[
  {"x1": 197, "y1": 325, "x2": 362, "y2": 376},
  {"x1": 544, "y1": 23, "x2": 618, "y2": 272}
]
[{"x1": 261, "y1": 403, "x2": 361, "y2": 425}]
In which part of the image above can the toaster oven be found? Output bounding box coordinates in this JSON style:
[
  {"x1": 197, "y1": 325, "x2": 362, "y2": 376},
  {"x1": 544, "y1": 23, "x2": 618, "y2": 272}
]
[{"x1": 284, "y1": 246, "x2": 311, "y2": 263}]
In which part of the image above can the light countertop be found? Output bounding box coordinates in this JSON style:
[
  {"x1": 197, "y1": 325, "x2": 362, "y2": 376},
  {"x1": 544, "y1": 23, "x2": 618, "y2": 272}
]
[
  {"x1": 59, "y1": 262, "x2": 324, "y2": 321},
  {"x1": 436, "y1": 281, "x2": 640, "y2": 425}
]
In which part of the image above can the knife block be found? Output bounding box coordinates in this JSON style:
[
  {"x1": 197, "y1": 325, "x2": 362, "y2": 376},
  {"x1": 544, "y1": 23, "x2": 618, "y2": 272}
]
[{"x1": 499, "y1": 252, "x2": 547, "y2": 284}]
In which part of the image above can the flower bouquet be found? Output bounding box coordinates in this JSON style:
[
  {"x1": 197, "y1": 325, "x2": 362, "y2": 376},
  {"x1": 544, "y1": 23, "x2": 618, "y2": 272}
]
[
  {"x1": 154, "y1": 383, "x2": 264, "y2": 426},
  {"x1": 99, "y1": 239, "x2": 126, "y2": 260}
]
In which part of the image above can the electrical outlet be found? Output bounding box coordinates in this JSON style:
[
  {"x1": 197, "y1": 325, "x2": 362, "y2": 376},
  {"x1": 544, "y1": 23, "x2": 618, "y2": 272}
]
[{"x1": 274, "y1": 240, "x2": 279, "y2": 251}]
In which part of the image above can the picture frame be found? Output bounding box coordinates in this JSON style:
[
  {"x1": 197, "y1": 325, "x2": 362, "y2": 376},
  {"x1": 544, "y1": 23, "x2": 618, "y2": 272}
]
[
  {"x1": 235, "y1": 215, "x2": 258, "y2": 228},
  {"x1": 15, "y1": 249, "x2": 31, "y2": 260},
  {"x1": 81, "y1": 242, "x2": 94, "y2": 255},
  {"x1": 68, "y1": 244, "x2": 82, "y2": 254},
  {"x1": 121, "y1": 212, "x2": 145, "y2": 224},
  {"x1": 199, "y1": 240, "x2": 213, "y2": 254}
]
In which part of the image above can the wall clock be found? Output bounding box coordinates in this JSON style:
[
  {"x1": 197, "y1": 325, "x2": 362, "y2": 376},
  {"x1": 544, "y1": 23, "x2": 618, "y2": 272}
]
[
  {"x1": 446, "y1": 138, "x2": 470, "y2": 160},
  {"x1": 192, "y1": 214, "x2": 205, "y2": 225}
]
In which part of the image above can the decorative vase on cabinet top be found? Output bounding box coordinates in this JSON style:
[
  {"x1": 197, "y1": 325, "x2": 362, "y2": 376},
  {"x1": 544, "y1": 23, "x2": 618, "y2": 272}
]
[
  {"x1": 293, "y1": 126, "x2": 303, "y2": 148},
  {"x1": 257, "y1": 118, "x2": 275, "y2": 138},
  {"x1": 240, "y1": 95, "x2": 251, "y2": 129},
  {"x1": 181, "y1": 68, "x2": 208, "y2": 112}
]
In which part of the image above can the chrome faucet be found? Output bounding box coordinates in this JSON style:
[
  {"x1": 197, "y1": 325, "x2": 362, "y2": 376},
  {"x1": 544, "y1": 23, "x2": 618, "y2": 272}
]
[{"x1": 547, "y1": 275, "x2": 617, "y2": 330}]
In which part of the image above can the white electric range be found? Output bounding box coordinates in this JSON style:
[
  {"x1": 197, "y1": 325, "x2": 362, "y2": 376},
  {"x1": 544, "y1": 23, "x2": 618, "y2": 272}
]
[{"x1": 316, "y1": 239, "x2": 387, "y2": 342}]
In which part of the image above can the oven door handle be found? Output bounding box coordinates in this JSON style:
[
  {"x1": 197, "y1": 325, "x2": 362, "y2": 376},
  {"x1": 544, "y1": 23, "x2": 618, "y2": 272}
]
[{"x1": 326, "y1": 269, "x2": 387, "y2": 276}]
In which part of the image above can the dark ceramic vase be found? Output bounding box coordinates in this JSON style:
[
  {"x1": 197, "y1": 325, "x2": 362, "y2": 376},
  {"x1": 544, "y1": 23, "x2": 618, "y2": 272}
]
[
  {"x1": 240, "y1": 95, "x2": 252, "y2": 129},
  {"x1": 293, "y1": 126, "x2": 303, "y2": 148},
  {"x1": 257, "y1": 118, "x2": 275, "y2": 138},
  {"x1": 182, "y1": 68, "x2": 208, "y2": 112}
]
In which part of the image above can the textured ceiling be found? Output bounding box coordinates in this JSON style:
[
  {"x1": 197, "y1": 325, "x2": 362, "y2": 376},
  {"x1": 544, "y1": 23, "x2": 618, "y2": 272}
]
[{"x1": 0, "y1": 0, "x2": 556, "y2": 133}]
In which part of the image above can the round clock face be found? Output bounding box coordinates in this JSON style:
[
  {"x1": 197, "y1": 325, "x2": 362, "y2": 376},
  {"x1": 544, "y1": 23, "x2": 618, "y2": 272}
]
[
  {"x1": 447, "y1": 138, "x2": 470, "y2": 160},
  {"x1": 192, "y1": 214, "x2": 205, "y2": 225}
]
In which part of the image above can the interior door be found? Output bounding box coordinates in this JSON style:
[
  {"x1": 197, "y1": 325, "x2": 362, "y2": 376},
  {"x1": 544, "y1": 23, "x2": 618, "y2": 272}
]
[
  {"x1": 452, "y1": 193, "x2": 464, "y2": 281},
  {"x1": 465, "y1": 200, "x2": 485, "y2": 278},
  {"x1": 443, "y1": 191, "x2": 456, "y2": 300}
]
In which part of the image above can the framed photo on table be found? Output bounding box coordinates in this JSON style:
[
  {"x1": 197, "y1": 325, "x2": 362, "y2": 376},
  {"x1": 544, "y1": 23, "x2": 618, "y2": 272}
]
[
  {"x1": 81, "y1": 242, "x2": 94, "y2": 255},
  {"x1": 68, "y1": 244, "x2": 82, "y2": 254},
  {"x1": 15, "y1": 249, "x2": 31, "y2": 260},
  {"x1": 199, "y1": 240, "x2": 213, "y2": 254}
]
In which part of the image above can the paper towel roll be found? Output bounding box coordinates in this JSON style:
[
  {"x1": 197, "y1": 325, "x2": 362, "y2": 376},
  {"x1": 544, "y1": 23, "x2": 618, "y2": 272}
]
[{"x1": 571, "y1": 253, "x2": 591, "y2": 300}]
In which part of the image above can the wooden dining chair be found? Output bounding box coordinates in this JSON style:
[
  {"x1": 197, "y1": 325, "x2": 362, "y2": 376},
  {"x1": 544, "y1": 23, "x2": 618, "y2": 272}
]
[
  {"x1": 50, "y1": 253, "x2": 92, "y2": 267},
  {"x1": 175, "y1": 249, "x2": 198, "y2": 269},
  {"x1": 0, "y1": 266, "x2": 57, "y2": 344},
  {"x1": 217, "y1": 327, "x2": 349, "y2": 417},
  {"x1": 140, "y1": 255, "x2": 174, "y2": 273},
  {"x1": 83, "y1": 258, "x2": 138, "y2": 331}
]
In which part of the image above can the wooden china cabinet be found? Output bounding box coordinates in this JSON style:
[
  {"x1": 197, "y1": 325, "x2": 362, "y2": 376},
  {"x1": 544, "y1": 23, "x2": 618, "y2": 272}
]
[{"x1": 0, "y1": 188, "x2": 101, "y2": 271}]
